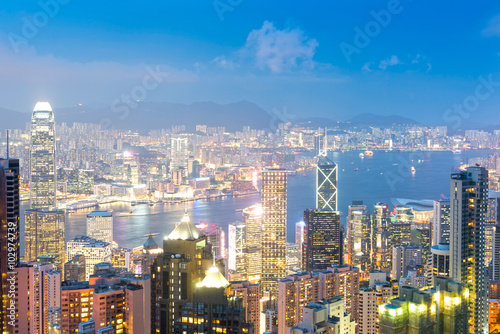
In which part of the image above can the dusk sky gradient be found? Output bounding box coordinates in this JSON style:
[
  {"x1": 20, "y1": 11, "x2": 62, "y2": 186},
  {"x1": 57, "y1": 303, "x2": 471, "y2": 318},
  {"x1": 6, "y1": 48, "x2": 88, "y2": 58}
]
[{"x1": 1, "y1": 1, "x2": 500, "y2": 126}]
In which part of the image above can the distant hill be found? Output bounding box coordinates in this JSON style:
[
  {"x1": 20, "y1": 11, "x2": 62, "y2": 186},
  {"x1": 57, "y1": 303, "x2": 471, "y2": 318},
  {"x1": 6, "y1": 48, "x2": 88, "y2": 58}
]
[
  {"x1": 0, "y1": 107, "x2": 29, "y2": 130},
  {"x1": 347, "y1": 113, "x2": 419, "y2": 128}
]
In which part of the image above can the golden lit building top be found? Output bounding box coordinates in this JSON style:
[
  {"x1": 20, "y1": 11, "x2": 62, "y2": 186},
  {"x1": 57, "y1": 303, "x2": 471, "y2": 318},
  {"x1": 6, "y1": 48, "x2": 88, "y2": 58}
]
[
  {"x1": 166, "y1": 210, "x2": 204, "y2": 241},
  {"x1": 197, "y1": 266, "x2": 230, "y2": 288}
]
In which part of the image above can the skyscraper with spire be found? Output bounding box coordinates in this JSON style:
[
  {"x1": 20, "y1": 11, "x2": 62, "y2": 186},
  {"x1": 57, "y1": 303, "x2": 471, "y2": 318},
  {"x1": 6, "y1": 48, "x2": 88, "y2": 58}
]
[{"x1": 29, "y1": 101, "x2": 56, "y2": 210}]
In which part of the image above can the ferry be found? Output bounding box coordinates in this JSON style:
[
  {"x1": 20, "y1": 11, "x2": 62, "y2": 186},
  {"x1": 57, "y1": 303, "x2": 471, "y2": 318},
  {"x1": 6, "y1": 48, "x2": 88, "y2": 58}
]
[
  {"x1": 359, "y1": 153, "x2": 364, "y2": 158},
  {"x1": 365, "y1": 150, "x2": 374, "y2": 156},
  {"x1": 411, "y1": 166, "x2": 416, "y2": 174},
  {"x1": 452, "y1": 149, "x2": 461, "y2": 154}
]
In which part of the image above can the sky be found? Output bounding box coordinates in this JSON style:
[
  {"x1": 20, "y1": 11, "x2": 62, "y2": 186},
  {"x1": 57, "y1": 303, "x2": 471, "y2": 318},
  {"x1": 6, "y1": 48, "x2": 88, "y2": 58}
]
[{"x1": 1, "y1": 0, "x2": 500, "y2": 126}]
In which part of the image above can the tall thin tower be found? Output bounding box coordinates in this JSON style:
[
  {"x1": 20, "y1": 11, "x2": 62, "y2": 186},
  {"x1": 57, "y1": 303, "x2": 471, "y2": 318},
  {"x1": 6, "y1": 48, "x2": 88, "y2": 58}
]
[
  {"x1": 261, "y1": 169, "x2": 287, "y2": 295},
  {"x1": 30, "y1": 102, "x2": 56, "y2": 209},
  {"x1": 450, "y1": 166, "x2": 488, "y2": 333},
  {"x1": 316, "y1": 130, "x2": 337, "y2": 211}
]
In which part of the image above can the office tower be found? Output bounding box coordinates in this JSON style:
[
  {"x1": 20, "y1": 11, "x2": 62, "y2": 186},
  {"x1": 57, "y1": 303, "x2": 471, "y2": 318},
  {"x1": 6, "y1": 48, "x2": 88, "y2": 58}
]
[
  {"x1": 24, "y1": 209, "x2": 66, "y2": 266},
  {"x1": 430, "y1": 243, "x2": 450, "y2": 284},
  {"x1": 432, "y1": 198, "x2": 451, "y2": 245},
  {"x1": 151, "y1": 210, "x2": 213, "y2": 334},
  {"x1": 228, "y1": 280, "x2": 261, "y2": 334},
  {"x1": 388, "y1": 221, "x2": 412, "y2": 247},
  {"x1": 138, "y1": 234, "x2": 163, "y2": 275},
  {"x1": 378, "y1": 278, "x2": 468, "y2": 334},
  {"x1": 313, "y1": 133, "x2": 323, "y2": 156},
  {"x1": 277, "y1": 272, "x2": 320, "y2": 334},
  {"x1": 30, "y1": 101, "x2": 56, "y2": 210},
  {"x1": 287, "y1": 297, "x2": 356, "y2": 334},
  {"x1": 302, "y1": 209, "x2": 342, "y2": 271},
  {"x1": 487, "y1": 191, "x2": 500, "y2": 223},
  {"x1": 411, "y1": 227, "x2": 431, "y2": 263},
  {"x1": 349, "y1": 207, "x2": 372, "y2": 272},
  {"x1": 286, "y1": 243, "x2": 300, "y2": 272},
  {"x1": 491, "y1": 224, "x2": 500, "y2": 281},
  {"x1": 295, "y1": 221, "x2": 305, "y2": 267},
  {"x1": 124, "y1": 159, "x2": 139, "y2": 185},
  {"x1": 261, "y1": 169, "x2": 287, "y2": 295},
  {"x1": 244, "y1": 204, "x2": 263, "y2": 283},
  {"x1": 358, "y1": 277, "x2": 398, "y2": 334},
  {"x1": 316, "y1": 155, "x2": 337, "y2": 211},
  {"x1": 173, "y1": 266, "x2": 252, "y2": 334},
  {"x1": 395, "y1": 205, "x2": 414, "y2": 223},
  {"x1": 347, "y1": 201, "x2": 367, "y2": 266},
  {"x1": 228, "y1": 222, "x2": 246, "y2": 275},
  {"x1": 450, "y1": 166, "x2": 488, "y2": 333},
  {"x1": 318, "y1": 265, "x2": 360, "y2": 327},
  {"x1": 392, "y1": 243, "x2": 422, "y2": 281},
  {"x1": 66, "y1": 236, "x2": 112, "y2": 280},
  {"x1": 490, "y1": 299, "x2": 500, "y2": 334},
  {"x1": 486, "y1": 223, "x2": 495, "y2": 268},
  {"x1": 87, "y1": 211, "x2": 113, "y2": 244},
  {"x1": 170, "y1": 136, "x2": 189, "y2": 171},
  {"x1": 0, "y1": 158, "x2": 19, "y2": 334},
  {"x1": 64, "y1": 254, "x2": 86, "y2": 282},
  {"x1": 372, "y1": 202, "x2": 391, "y2": 272},
  {"x1": 197, "y1": 223, "x2": 225, "y2": 259}
]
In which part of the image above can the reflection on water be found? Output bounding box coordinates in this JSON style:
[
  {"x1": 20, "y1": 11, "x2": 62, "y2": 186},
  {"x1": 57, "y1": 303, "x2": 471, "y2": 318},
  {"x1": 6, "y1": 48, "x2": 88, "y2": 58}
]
[{"x1": 19, "y1": 149, "x2": 498, "y2": 251}]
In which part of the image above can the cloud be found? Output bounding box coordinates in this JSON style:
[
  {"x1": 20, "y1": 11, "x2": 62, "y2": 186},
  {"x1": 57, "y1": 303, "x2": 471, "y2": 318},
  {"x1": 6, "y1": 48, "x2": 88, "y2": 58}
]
[
  {"x1": 211, "y1": 55, "x2": 238, "y2": 70},
  {"x1": 378, "y1": 55, "x2": 402, "y2": 70},
  {"x1": 240, "y1": 21, "x2": 319, "y2": 74},
  {"x1": 362, "y1": 62, "x2": 373, "y2": 72},
  {"x1": 482, "y1": 14, "x2": 500, "y2": 37}
]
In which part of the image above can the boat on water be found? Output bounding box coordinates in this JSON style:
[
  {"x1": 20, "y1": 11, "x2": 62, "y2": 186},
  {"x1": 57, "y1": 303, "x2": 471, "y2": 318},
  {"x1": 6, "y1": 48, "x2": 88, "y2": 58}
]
[
  {"x1": 354, "y1": 168, "x2": 359, "y2": 172},
  {"x1": 452, "y1": 149, "x2": 461, "y2": 154},
  {"x1": 411, "y1": 166, "x2": 416, "y2": 174},
  {"x1": 365, "y1": 150, "x2": 374, "y2": 156},
  {"x1": 303, "y1": 173, "x2": 307, "y2": 177},
  {"x1": 359, "y1": 153, "x2": 364, "y2": 158}
]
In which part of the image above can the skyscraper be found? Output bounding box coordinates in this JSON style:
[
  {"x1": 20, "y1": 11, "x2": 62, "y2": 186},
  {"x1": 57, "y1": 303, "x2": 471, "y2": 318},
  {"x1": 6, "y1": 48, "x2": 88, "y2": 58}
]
[
  {"x1": 372, "y1": 202, "x2": 391, "y2": 271},
  {"x1": 261, "y1": 169, "x2": 287, "y2": 295},
  {"x1": 86, "y1": 211, "x2": 113, "y2": 245},
  {"x1": 302, "y1": 209, "x2": 343, "y2": 271},
  {"x1": 0, "y1": 158, "x2": 19, "y2": 334},
  {"x1": 432, "y1": 198, "x2": 450, "y2": 245},
  {"x1": 450, "y1": 166, "x2": 488, "y2": 333},
  {"x1": 349, "y1": 207, "x2": 372, "y2": 272},
  {"x1": 316, "y1": 155, "x2": 337, "y2": 211},
  {"x1": 30, "y1": 101, "x2": 56, "y2": 210},
  {"x1": 243, "y1": 204, "x2": 263, "y2": 283}
]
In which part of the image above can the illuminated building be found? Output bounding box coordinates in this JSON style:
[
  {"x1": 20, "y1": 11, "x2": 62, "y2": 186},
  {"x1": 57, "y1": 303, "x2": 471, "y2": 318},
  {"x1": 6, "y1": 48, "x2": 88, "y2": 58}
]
[
  {"x1": 487, "y1": 191, "x2": 500, "y2": 223},
  {"x1": 347, "y1": 201, "x2": 367, "y2": 267},
  {"x1": 378, "y1": 277, "x2": 468, "y2": 334},
  {"x1": 123, "y1": 151, "x2": 139, "y2": 185},
  {"x1": 372, "y1": 202, "x2": 391, "y2": 272},
  {"x1": 388, "y1": 221, "x2": 412, "y2": 248},
  {"x1": 151, "y1": 210, "x2": 214, "y2": 334},
  {"x1": 243, "y1": 205, "x2": 263, "y2": 283},
  {"x1": 302, "y1": 209, "x2": 342, "y2": 271},
  {"x1": 359, "y1": 277, "x2": 398, "y2": 334},
  {"x1": 78, "y1": 169, "x2": 95, "y2": 194},
  {"x1": 399, "y1": 269, "x2": 427, "y2": 289},
  {"x1": 350, "y1": 207, "x2": 372, "y2": 272},
  {"x1": 392, "y1": 244, "x2": 422, "y2": 281},
  {"x1": 395, "y1": 206, "x2": 414, "y2": 224},
  {"x1": 66, "y1": 236, "x2": 112, "y2": 280},
  {"x1": 227, "y1": 280, "x2": 261, "y2": 334},
  {"x1": 316, "y1": 155, "x2": 337, "y2": 211},
  {"x1": 430, "y1": 243, "x2": 450, "y2": 285},
  {"x1": 449, "y1": 167, "x2": 488, "y2": 333},
  {"x1": 0, "y1": 158, "x2": 19, "y2": 334},
  {"x1": 87, "y1": 211, "x2": 113, "y2": 245},
  {"x1": 139, "y1": 234, "x2": 163, "y2": 275},
  {"x1": 411, "y1": 227, "x2": 431, "y2": 263},
  {"x1": 491, "y1": 224, "x2": 500, "y2": 280},
  {"x1": 111, "y1": 247, "x2": 132, "y2": 270},
  {"x1": 228, "y1": 222, "x2": 246, "y2": 276},
  {"x1": 432, "y1": 198, "x2": 450, "y2": 245},
  {"x1": 121, "y1": 273, "x2": 152, "y2": 334},
  {"x1": 61, "y1": 281, "x2": 94, "y2": 333},
  {"x1": 170, "y1": 136, "x2": 189, "y2": 172},
  {"x1": 277, "y1": 272, "x2": 320, "y2": 334},
  {"x1": 286, "y1": 297, "x2": 356, "y2": 334},
  {"x1": 486, "y1": 223, "x2": 495, "y2": 269},
  {"x1": 173, "y1": 266, "x2": 253, "y2": 334},
  {"x1": 197, "y1": 223, "x2": 225, "y2": 259},
  {"x1": 286, "y1": 243, "x2": 300, "y2": 273},
  {"x1": 318, "y1": 265, "x2": 360, "y2": 327},
  {"x1": 295, "y1": 221, "x2": 305, "y2": 267},
  {"x1": 30, "y1": 101, "x2": 56, "y2": 210},
  {"x1": 261, "y1": 169, "x2": 287, "y2": 295},
  {"x1": 64, "y1": 254, "x2": 86, "y2": 282},
  {"x1": 24, "y1": 209, "x2": 66, "y2": 266}
]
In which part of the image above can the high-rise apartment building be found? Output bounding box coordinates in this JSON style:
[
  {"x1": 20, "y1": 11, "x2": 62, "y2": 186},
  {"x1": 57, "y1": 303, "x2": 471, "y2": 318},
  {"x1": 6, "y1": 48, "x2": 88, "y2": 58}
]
[
  {"x1": 196, "y1": 223, "x2": 225, "y2": 259},
  {"x1": 261, "y1": 169, "x2": 287, "y2": 295},
  {"x1": 227, "y1": 280, "x2": 261, "y2": 334},
  {"x1": 64, "y1": 254, "x2": 86, "y2": 282},
  {"x1": 66, "y1": 236, "x2": 112, "y2": 280},
  {"x1": 316, "y1": 156, "x2": 337, "y2": 211},
  {"x1": 302, "y1": 209, "x2": 342, "y2": 271},
  {"x1": 0, "y1": 158, "x2": 19, "y2": 334},
  {"x1": 30, "y1": 101, "x2": 56, "y2": 210},
  {"x1": 87, "y1": 211, "x2": 113, "y2": 245},
  {"x1": 432, "y1": 198, "x2": 451, "y2": 245},
  {"x1": 391, "y1": 243, "x2": 422, "y2": 281},
  {"x1": 450, "y1": 166, "x2": 488, "y2": 333}
]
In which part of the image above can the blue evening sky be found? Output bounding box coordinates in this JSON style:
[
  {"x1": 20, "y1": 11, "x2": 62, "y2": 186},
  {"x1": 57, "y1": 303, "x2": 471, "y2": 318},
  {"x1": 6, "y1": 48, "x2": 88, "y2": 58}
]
[{"x1": 1, "y1": 0, "x2": 500, "y2": 125}]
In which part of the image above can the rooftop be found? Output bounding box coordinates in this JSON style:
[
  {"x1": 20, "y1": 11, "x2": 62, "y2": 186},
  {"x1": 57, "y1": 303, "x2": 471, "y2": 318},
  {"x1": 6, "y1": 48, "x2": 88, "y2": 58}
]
[
  {"x1": 87, "y1": 211, "x2": 112, "y2": 217},
  {"x1": 197, "y1": 266, "x2": 230, "y2": 288},
  {"x1": 166, "y1": 210, "x2": 203, "y2": 241}
]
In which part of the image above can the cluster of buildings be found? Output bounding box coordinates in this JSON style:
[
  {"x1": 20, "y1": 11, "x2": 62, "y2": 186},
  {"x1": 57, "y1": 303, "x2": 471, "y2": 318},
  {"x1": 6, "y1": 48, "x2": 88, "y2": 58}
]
[{"x1": 2, "y1": 101, "x2": 500, "y2": 334}]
